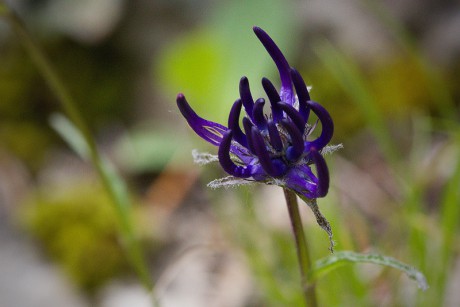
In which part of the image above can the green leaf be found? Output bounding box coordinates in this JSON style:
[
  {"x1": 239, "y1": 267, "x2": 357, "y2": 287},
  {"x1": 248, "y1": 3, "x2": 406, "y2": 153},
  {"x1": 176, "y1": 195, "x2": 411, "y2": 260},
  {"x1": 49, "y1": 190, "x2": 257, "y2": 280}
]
[
  {"x1": 49, "y1": 114, "x2": 156, "y2": 289},
  {"x1": 311, "y1": 251, "x2": 428, "y2": 291},
  {"x1": 98, "y1": 156, "x2": 131, "y2": 214},
  {"x1": 115, "y1": 125, "x2": 186, "y2": 173},
  {"x1": 49, "y1": 113, "x2": 89, "y2": 159},
  {"x1": 49, "y1": 113, "x2": 131, "y2": 215}
]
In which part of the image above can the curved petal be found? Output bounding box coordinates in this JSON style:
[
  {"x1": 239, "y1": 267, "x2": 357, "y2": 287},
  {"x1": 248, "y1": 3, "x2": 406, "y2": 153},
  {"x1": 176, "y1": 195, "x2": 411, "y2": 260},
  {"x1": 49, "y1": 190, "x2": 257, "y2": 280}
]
[
  {"x1": 280, "y1": 119, "x2": 304, "y2": 161},
  {"x1": 290, "y1": 68, "x2": 311, "y2": 121},
  {"x1": 229, "y1": 140, "x2": 254, "y2": 165},
  {"x1": 251, "y1": 127, "x2": 286, "y2": 177},
  {"x1": 284, "y1": 164, "x2": 319, "y2": 199},
  {"x1": 218, "y1": 131, "x2": 253, "y2": 178},
  {"x1": 277, "y1": 101, "x2": 306, "y2": 132},
  {"x1": 228, "y1": 99, "x2": 248, "y2": 147},
  {"x1": 262, "y1": 77, "x2": 283, "y2": 122},
  {"x1": 177, "y1": 93, "x2": 228, "y2": 146},
  {"x1": 310, "y1": 149, "x2": 329, "y2": 197},
  {"x1": 252, "y1": 98, "x2": 267, "y2": 129},
  {"x1": 242, "y1": 117, "x2": 256, "y2": 154},
  {"x1": 253, "y1": 26, "x2": 294, "y2": 105},
  {"x1": 239, "y1": 77, "x2": 254, "y2": 119},
  {"x1": 305, "y1": 101, "x2": 334, "y2": 151},
  {"x1": 267, "y1": 119, "x2": 283, "y2": 151}
]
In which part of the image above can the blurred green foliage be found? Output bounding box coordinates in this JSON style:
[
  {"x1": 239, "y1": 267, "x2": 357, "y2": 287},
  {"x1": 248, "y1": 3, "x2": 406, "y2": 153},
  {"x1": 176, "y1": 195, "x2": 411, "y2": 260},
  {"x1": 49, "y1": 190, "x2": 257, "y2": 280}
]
[
  {"x1": 21, "y1": 183, "x2": 129, "y2": 294},
  {"x1": 370, "y1": 56, "x2": 435, "y2": 116},
  {"x1": 115, "y1": 125, "x2": 192, "y2": 173},
  {"x1": 156, "y1": 0, "x2": 296, "y2": 125},
  {"x1": 0, "y1": 37, "x2": 132, "y2": 170},
  {"x1": 47, "y1": 40, "x2": 132, "y2": 127},
  {"x1": 212, "y1": 187, "x2": 304, "y2": 306},
  {"x1": 2, "y1": 0, "x2": 460, "y2": 305},
  {"x1": 307, "y1": 53, "x2": 447, "y2": 142},
  {"x1": 0, "y1": 44, "x2": 54, "y2": 169}
]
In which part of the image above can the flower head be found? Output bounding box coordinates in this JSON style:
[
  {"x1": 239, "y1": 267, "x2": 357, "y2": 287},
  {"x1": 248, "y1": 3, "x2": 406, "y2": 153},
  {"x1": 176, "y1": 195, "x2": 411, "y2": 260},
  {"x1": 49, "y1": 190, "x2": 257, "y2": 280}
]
[{"x1": 177, "y1": 27, "x2": 336, "y2": 201}]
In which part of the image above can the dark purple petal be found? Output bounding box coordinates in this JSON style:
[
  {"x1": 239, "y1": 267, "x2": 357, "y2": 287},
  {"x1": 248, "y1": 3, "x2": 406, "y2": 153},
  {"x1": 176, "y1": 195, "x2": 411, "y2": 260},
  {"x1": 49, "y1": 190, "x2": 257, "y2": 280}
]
[
  {"x1": 252, "y1": 98, "x2": 267, "y2": 129},
  {"x1": 280, "y1": 119, "x2": 304, "y2": 161},
  {"x1": 239, "y1": 77, "x2": 254, "y2": 119},
  {"x1": 291, "y1": 68, "x2": 311, "y2": 121},
  {"x1": 177, "y1": 93, "x2": 228, "y2": 146},
  {"x1": 253, "y1": 26, "x2": 294, "y2": 105},
  {"x1": 218, "y1": 130, "x2": 253, "y2": 178},
  {"x1": 251, "y1": 127, "x2": 286, "y2": 177},
  {"x1": 305, "y1": 101, "x2": 334, "y2": 151},
  {"x1": 284, "y1": 164, "x2": 319, "y2": 199},
  {"x1": 242, "y1": 117, "x2": 256, "y2": 154},
  {"x1": 227, "y1": 99, "x2": 248, "y2": 147},
  {"x1": 310, "y1": 150, "x2": 329, "y2": 197},
  {"x1": 228, "y1": 142, "x2": 254, "y2": 165},
  {"x1": 277, "y1": 101, "x2": 306, "y2": 132},
  {"x1": 262, "y1": 77, "x2": 283, "y2": 122},
  {"x1": 267, "y1": 119, "x2": 283, "y2": 151}
]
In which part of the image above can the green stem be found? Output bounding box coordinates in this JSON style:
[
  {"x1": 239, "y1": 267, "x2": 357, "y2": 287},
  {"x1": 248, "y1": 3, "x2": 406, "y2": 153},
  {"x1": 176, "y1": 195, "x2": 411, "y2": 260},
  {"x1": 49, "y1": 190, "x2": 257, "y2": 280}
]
[
  {"x1": 283, "y1": 188, "x2": 318, "y2": 307},
  {"x1": 1, "y1": 3, "x2": 154, "y2": 294}
]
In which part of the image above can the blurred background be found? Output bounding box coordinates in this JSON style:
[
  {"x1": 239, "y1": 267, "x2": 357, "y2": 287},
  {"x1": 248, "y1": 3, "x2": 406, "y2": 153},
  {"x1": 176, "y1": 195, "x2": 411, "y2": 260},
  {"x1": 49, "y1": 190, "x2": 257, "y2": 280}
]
[{"x1": 0, "y1": 0, "x2": 459, "y2": 306}]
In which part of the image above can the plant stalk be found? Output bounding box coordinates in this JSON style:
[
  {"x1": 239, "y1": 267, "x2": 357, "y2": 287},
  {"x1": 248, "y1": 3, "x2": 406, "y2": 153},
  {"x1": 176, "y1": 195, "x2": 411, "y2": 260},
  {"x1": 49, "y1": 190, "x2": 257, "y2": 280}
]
[{"x1": 283, "y1": 188, "x2": 318, "y2": 307}]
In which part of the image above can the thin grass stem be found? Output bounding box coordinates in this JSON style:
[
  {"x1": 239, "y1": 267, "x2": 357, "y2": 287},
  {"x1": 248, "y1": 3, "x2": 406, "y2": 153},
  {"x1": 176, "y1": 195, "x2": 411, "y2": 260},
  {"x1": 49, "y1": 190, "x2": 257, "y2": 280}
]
[{"x1": 0, "y1": 2, "x2": 155, "y2": 298}]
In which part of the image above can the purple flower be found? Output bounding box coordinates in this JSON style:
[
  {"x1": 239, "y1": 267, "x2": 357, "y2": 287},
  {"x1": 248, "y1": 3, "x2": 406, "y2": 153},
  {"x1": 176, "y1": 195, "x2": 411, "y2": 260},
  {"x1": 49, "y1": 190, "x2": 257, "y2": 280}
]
[{"x1": 176, "y1": 27, "x2": 335, "y2": 201}]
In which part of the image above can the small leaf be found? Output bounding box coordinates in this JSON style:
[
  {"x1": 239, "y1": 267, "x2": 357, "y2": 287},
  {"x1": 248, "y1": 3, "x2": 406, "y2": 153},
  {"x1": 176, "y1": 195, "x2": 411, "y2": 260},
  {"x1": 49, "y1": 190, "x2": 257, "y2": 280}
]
[
  {"x1": 192, "y1": 149, "x2": 219, "y2": 165},
  {"x1": 50, "y1": 113, "x2": 131, "y2": 213},
  {"x1": 49, "y1": 113, "x2": 89, "y2": 159},
  {"x1": 310, "y1": 251, "x2": 428, "y2": 291},
  {"x1": 115, "y1": 126, "x2": 183, "y2": 172},
  {"x1": 99, "y1": 157, "x2": 131, "y2": 213},
  {"x1": 207, "y1": 176, "x2": 255, "y2": 189},
  {"x1": 321, "y1": 144, "x2": 344, "y2": 156}
]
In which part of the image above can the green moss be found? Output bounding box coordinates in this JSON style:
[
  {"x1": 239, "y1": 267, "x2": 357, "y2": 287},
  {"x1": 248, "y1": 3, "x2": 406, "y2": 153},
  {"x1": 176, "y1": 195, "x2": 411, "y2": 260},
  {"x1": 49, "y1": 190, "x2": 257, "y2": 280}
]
[
  {"x1": 21, "y1": 183, "x2": 131, "y2": 294},
  {"x1": 370, "y1": 56, "x2": 435, "y2": 116}
]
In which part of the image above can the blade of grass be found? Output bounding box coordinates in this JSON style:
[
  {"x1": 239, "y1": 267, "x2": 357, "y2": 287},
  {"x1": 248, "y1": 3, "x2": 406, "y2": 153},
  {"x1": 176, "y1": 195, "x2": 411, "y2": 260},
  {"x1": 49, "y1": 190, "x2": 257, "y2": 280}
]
[
  {"x1": 405, "y1": 118, "x2": 460, "y2": 306},
  {"x1": 49, "y1": 114, "x2": 133, "y2": 215},
  {"x1": 1, "y1": 3, "x2": 155, "y2": 298},
  {"x1": 439, "y1": 136, "x2": 460, "y2": 266},
  {"x1": 236, "y1": 187, "x2": 302, "y2": 305},
  {"x1": 313, "y1": 41, "x2": 399, "y2": 166}
]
